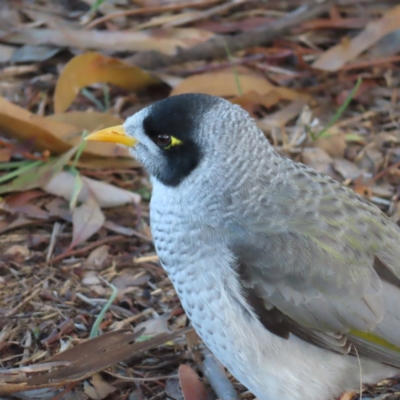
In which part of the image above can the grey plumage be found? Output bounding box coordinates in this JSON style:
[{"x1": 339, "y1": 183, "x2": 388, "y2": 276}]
[{"x1": 86, "y1": 94, "x2": 400, "y2": 400}]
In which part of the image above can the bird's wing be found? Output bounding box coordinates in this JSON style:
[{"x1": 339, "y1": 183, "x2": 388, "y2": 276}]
[
  {"x1": 239, "y1": 255, "x2": 400, "y2": 368},
  {"x1": 236, "y1": 164, "x2": 400, "y2": 367}
]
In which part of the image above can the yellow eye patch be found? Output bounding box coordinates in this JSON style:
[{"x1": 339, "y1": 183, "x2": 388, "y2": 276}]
[{"x1": 165, "y1": 136, "x2": 183, "y2": 149}]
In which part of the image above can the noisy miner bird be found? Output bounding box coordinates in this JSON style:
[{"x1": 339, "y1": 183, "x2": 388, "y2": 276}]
[{"x1": 86, "y1": 93, "x2": 400, "y2": 400}]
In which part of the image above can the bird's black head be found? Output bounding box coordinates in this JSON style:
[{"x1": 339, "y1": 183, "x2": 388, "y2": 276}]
[
  {"x1": 134, "y1": 93, "x2": 221, "y2": 186},
  {"x1": 86, "y1": 93, "x2": 264, "y2": 189}
]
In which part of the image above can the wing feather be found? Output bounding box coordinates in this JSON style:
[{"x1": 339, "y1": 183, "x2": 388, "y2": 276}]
[{"x1": 235, "y1": 163, "x2": 400, "y2": 368}]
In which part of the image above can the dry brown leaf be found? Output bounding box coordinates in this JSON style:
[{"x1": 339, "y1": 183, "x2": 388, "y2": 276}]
[
  {"x1": 0, "y1": 330, "x2": 140, "y2": 395},
  {"x1": 231, "y1": 90, "x2": 309, "y2": 117},
  {"x1": 338, "y1": 391, "x2": 356, "y2": 400},
  {"x1": 1, "y1": 191, "x2": 48, "y2": 224},
  {"x1": 71, "y1": 196, "x2": 105, "y2": 247},
  {"x1": 135, "y1": 315, "x2": 171, "y2": 336},
  {"x1": 170, "y1": 68, "x2": 274, "y2": 97},
  {"x1": 42, "y1": 171, "x2": 140, "y2": 208},
  {"x1": 0, "y1": 202, "x2": 49, "y2": 220},
  {"x1": 0, "y1": 96, "x2": 79, "y2": 155},
  {"x1": 45, "y1": 198, "x2": 71, "y2": 221},
  {"x1": 47, "y1": 111, "x2": 123, "y2": 132},
  {"x1": 81, "y1": 272, "x2": 106, "y2": 296},
  {"x1": 0, "y1": 28, "x2": 214, "y2": 54},
  {"x1": 82, "y1": 175, "x2": 141, "y2": 207},
  {"x1": 149, "y1": 27, "x2": 215, "y2": 47},
  {"x1": 0, "y1": 215, "x2": 36, "y2": 234},
  {"x1": 333, "y1": 159, "x2": 363, "y2": 181},
  {"x1": 134, "y1": 11, "x2": 199, "y2": 30},
  {"x1": 4, "y1": 190, "x2": 45, "y2": 206},
  {"x1": 0, "y1": 148, "x2": 12, "y2": 162},
  {"x1": 112, "y1": 270, "x2": 150, "y2": 291},
  {"x1": 314, "y1": 131, "x2": 346, "y2": 158},
  {"x1": 166, "y1": 1, "x2": 248, "y2": 29},
  {"x1": 0, "y1": 96, "x2": 134, "y2": 166},
  {"x1": 73, "y1": 157, "x2": 139, "y2": 169},
  {"x1": 10, "y1": 387, "x2": 58, "y2": 400},
  {"x1": 369, "y1": 28, "x2": 400, "y2": 58},
  {"x1": 54, "y1": 52, "x2": 161, "y2": 113},
  {"x1": 0, "y1": 328, "x2": 192, "y2": 395},
  {"x1": 84, "y1": 373, "x2": 116, "y2": 400},
  {"x1": 81, "y1": 1, "x2": 127, "y2": 28},
  {"x1": 313, "y1": 4, "x2": 400, "y2": 71},
  {"x1": 4, "y1": 245, "x2": 30, "y2": 258},
  {"x1": 171, "y1": 68, "x2": 309, "y2": 104},
  {"x1": 353, "y1": 176, "x2": 372, "y2": 199},
  {"x1": 231, "y1": 90, "x2": 281, "y2": 116},
  {"x1": 84, "y1": 245, "x2": 110, "y2": 269},
  {"x1": 178, "y1": 364, "x2": 208, "y2": 400},
  {"x1": 301, "y1": 148, "x2": 334, "y2": 176},
  {"x1": 257, "y1": 99, "x2": 310, "y2": 131},
  {"x1": 10, "y1": 45, "x2": 61, "y2": 64},
  {"x1": 104, "y1": 220, "x2": 141, "y2": 237}
]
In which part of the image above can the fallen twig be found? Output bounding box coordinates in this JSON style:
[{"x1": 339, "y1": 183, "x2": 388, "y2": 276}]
[{"x1": 46, "y1": 235, "x2": 126, "y2": 264}]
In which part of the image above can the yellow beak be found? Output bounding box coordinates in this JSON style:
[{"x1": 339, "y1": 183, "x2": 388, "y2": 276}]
[{"x1": 84, "y1": 125, "x2": 138, "y2": 147}]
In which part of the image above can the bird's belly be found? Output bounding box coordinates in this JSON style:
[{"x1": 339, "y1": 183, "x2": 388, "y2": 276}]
[
  {"x1": 169, "y1": 269, "x2": 397, "y2": 400},
  {"x1": 150, "y1": 205, "x2": 397, "y2": 399}
]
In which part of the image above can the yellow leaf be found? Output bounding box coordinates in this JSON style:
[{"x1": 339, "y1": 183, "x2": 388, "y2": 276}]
[
  {"x1": 0, "y1": 96, "x2": 136, "y2": 168},
  {"x1": 338, "y1": 392, "x2": 356, "y2": 400},
  {"x1": 0, "y1": 96, "x2": 77, "y2": 154},
  {"x1": 54, "y1": 52, "x2": 162, "y2": 113},
  {"x1": 169, "y1": 67, "x2": 309, "y2": 100},
  {"x1": 170, "y1": 68, "x2": 274, "y2": 98},
  {"x1": 47, "y1": 111, "x2": 123, "y2": 133}
]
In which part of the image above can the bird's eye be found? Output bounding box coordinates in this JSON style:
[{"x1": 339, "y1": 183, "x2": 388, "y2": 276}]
[{"x1": 156, "y1": 134, "x2": 171, "y2": 147}]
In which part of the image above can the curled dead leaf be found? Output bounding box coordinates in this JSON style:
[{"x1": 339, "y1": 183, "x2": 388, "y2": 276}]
[
  {"x1": 0, "y1": 96, "x2": 135, "y2": 166},
  {"x1": 178, "y1": 364, "x2": 208, "y2": 400},
  {"x1": 84, "y1": 373, "x2": 116, "y2": 400},
  {"x1": 42, "y1": 170, "x2": 141, "y2": 208},
  {"x1": 171, "y1": 68, "x2": 310, "y2": 107},
  {"x1": 71, "y1": 196, "x2": 105, "y2": 247},
  {"x1": 47, "y1": 111, "x2": 123, "y2": 133},
  {"x1": 314, "y1": 131, "x2": 346, "y2": 158},
  {"x1": 170, "y1": 68, "x2": 274, "y2": 98},
  {"x1": 0, "y1": 327, "x2": 192, "y2": 396},
  {"x1": 54, "y1": 52, "x2": 161, "y2": 113},
  {"x1": 313, "y1": 4, "x2": 400, "y2": 71}
]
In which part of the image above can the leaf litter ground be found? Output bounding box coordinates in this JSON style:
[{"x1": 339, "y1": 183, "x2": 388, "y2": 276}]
[{"x1": 1, "y1": 0, "x2": 400, "y2": 399}]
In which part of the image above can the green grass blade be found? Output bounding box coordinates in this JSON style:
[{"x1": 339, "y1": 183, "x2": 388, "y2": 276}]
[
  {"x1": 0, "y1": 145, "x2": 79, "y2": 195},
  {"x1": 0, "y1": 161, "x2": 34, "y2": 170},
  {"x1": 224, "y1": 42, "x2": 242, "y2": 96},
  {"x1": 102, "y1": 85, "x2": 110, "y2": 111},
  {"x1": 0, "y1": 160, "x2": 43, "y2": 184},
  {"x1": 69, "y1": 167, "x2": 83, "y2": 210},
  {"x1": 90, "y1": 279, "x2": 118, "y2": 339},
  {"x1": 81, "y1": 88, "x2": 106, "y2": 111},
  {"x1": 313, "y1": 77, "x2": 362, "y2": 140},
  {"x1": 69, "y1": 131, "x2": 88, "y2": 209},
  {"x1": 90, "y1": 0, "x2": 105, "y2": 13},
  {"x1": 71, "y1": 130, "x2": 88, "y2": 170}
]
